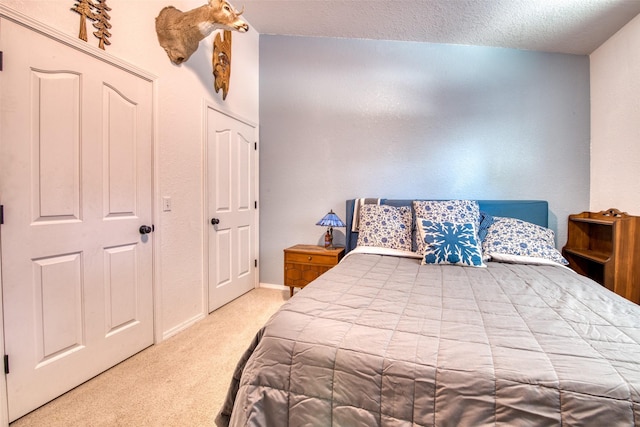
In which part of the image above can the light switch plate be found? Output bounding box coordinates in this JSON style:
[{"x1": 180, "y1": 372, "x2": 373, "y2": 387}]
[{"x1": 162, "y1": 196, "x2": 171, "y2": 212}]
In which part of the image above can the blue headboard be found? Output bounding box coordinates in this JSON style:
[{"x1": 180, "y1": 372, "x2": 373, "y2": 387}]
[{"x1": 345, "y1": 199, "x2": 549, "y2": 253}]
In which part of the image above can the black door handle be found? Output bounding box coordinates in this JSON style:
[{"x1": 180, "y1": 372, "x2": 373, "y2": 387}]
[
  {"x1": 211, "y1": 218, "x2": 220, "y2": 225},
  {"x1": 139, "y1": 225, "x2": 153, "y2": 235}
]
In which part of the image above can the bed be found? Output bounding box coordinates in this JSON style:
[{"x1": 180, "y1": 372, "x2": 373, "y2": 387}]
[{"x1": 217, "y1": 199, "x2": 640, "y2": 426}]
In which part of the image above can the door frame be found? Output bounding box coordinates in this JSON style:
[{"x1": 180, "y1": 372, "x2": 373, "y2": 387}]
[
  {"x1": 202, "y1": 101, "x2": 259, "y2": 312},
  {"x1": 0, "y1": 6, "x2": 160, "y2": 426}
]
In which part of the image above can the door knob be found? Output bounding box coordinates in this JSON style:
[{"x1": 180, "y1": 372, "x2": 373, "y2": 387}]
[
  {"x1": 211, "y1": 218, "x2": 220, "y2": 225},
  {"x1": 139, "y1": 225, "x2": 153, "y2": 235}
]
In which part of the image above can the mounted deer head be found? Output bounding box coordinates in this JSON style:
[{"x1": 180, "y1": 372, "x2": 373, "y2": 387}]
[{"x1": 156, "y1": 0, "x2": 249, "y2": 65}]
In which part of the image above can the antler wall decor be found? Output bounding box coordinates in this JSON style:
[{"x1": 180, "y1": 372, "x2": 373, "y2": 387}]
[
  {"x1": 155, "y1": 0, "x2": 248, "y2": 65},
  {"x1": 213, "y1": 30, "x2": 232, "y2": 100}
]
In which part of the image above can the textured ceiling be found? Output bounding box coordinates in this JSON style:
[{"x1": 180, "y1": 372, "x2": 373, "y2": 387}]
[{"x1": 230, "y1": 0, "x2": 640, "y2": 55}]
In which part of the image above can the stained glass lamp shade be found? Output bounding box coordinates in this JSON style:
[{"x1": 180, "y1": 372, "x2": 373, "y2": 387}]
[{"x1": 316, "y1": 210, "x2": 346, "y2": 248}]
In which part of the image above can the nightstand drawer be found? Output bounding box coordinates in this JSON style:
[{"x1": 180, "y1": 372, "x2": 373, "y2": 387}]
[{"x1": 285, "y1": 252, "x2": 336, "y2": 266}]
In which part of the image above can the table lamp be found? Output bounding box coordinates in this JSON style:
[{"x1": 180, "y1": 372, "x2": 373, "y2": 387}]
[{"x1": 316, "y1": 210, "x2": 345, "y2": 249}]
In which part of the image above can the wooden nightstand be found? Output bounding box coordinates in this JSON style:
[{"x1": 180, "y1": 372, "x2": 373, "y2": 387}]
[{"x1": 284, "y1": 245, "x2": 345, "y2": 296}]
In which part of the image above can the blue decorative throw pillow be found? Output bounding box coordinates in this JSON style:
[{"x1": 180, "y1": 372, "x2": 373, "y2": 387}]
[
  {"x1": 357, "y1": 205, "x2": 412, "y2": 251},
  {"x1": 418, "y1": 219, "x2": 485, "y2": 267}
]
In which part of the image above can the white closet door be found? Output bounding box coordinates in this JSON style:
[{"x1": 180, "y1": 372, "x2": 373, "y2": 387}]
[
  {"x1": 0, "y1": 18, "x2": 154, "y2": 421},
  {"x1": 206, "y1": 107, "x2": 257, "y2": 312}
]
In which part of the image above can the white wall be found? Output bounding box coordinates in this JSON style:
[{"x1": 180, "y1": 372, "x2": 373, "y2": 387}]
[
  {"x1": 1, "y1": 1, "x2": 260, "y2": 338},
  {"x1": 590, "y1": 14, "x2": 640, "y2": 216},
  {"x1": 258, "y1": 36, "x2": 590, "y2": 285}
]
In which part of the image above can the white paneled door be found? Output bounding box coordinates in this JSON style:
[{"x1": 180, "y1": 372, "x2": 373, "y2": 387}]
[
  {"x1": 0, "y1": 19, "x2": 154, "y2": 421},
  {"x1": 206, "y1": 107, "x2": 257, "y2": 312}
]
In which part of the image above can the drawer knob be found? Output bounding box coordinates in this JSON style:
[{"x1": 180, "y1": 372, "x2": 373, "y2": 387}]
[{"x1": 308, "y1": 256, "x2": 312, "y2": 261}]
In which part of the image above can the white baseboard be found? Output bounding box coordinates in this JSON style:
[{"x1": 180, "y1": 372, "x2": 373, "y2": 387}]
[
  {"x1": 161, "y1": 313, "x2": 206, "y2": 341},
  {"x1": 259, "y1": 282, "x2": 287, "y2": 291}
]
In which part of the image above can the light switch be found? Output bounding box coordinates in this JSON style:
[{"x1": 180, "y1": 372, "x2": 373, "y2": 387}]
[{"x1": 162, "y1": 196, "x2": 172, "y2": 212}]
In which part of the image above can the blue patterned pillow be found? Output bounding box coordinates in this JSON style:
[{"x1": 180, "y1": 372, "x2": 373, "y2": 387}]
[
  {"x1": 482, "y1": 216, "x2": 569, "y2": 265},
  {"x1": 413, "y1": 200, "x2": 481, "y2": 255},
  {"x1": 418, "y1": 219, "x2": 485, "y2": 267},
  {"x1": 478, "y1": 211, "x2": 495, "y2": 242},
  {"x1": 357, "y1": 205, "x2": 412, "y2": 251}
]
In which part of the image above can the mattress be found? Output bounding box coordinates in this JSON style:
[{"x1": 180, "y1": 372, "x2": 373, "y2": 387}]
[{"x1": 217, "y1": 249, "x2": 640, "y2": 426}]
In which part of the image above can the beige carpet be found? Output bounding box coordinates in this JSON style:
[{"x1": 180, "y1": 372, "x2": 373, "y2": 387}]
[{"x1": 10, "y1": 288, "x2": 288, "y2": 427}]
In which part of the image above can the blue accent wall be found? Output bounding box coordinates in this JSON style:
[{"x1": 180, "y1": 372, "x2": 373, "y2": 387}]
[{"x1": 259, "y1": 35, "x2": 590, "y2": 285}]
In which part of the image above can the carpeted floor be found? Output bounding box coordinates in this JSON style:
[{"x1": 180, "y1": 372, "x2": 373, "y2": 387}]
[{"x1": 10, "y1": 287, "x2": 288, "y2": 427}]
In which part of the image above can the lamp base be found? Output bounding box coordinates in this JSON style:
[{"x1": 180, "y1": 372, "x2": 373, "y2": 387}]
[{"x1": 324, "y1": 227, "x2": 332, "y2": 248}]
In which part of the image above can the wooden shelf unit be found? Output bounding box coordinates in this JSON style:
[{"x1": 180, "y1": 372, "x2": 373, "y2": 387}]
[{"x1": 562, "y1": 208, "x2": 639, "y2": 304}]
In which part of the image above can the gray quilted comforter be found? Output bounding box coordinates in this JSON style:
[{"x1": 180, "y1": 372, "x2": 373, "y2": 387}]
[{"x1": 217, "y1": 250, "x2": 640, "y2": 426}]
